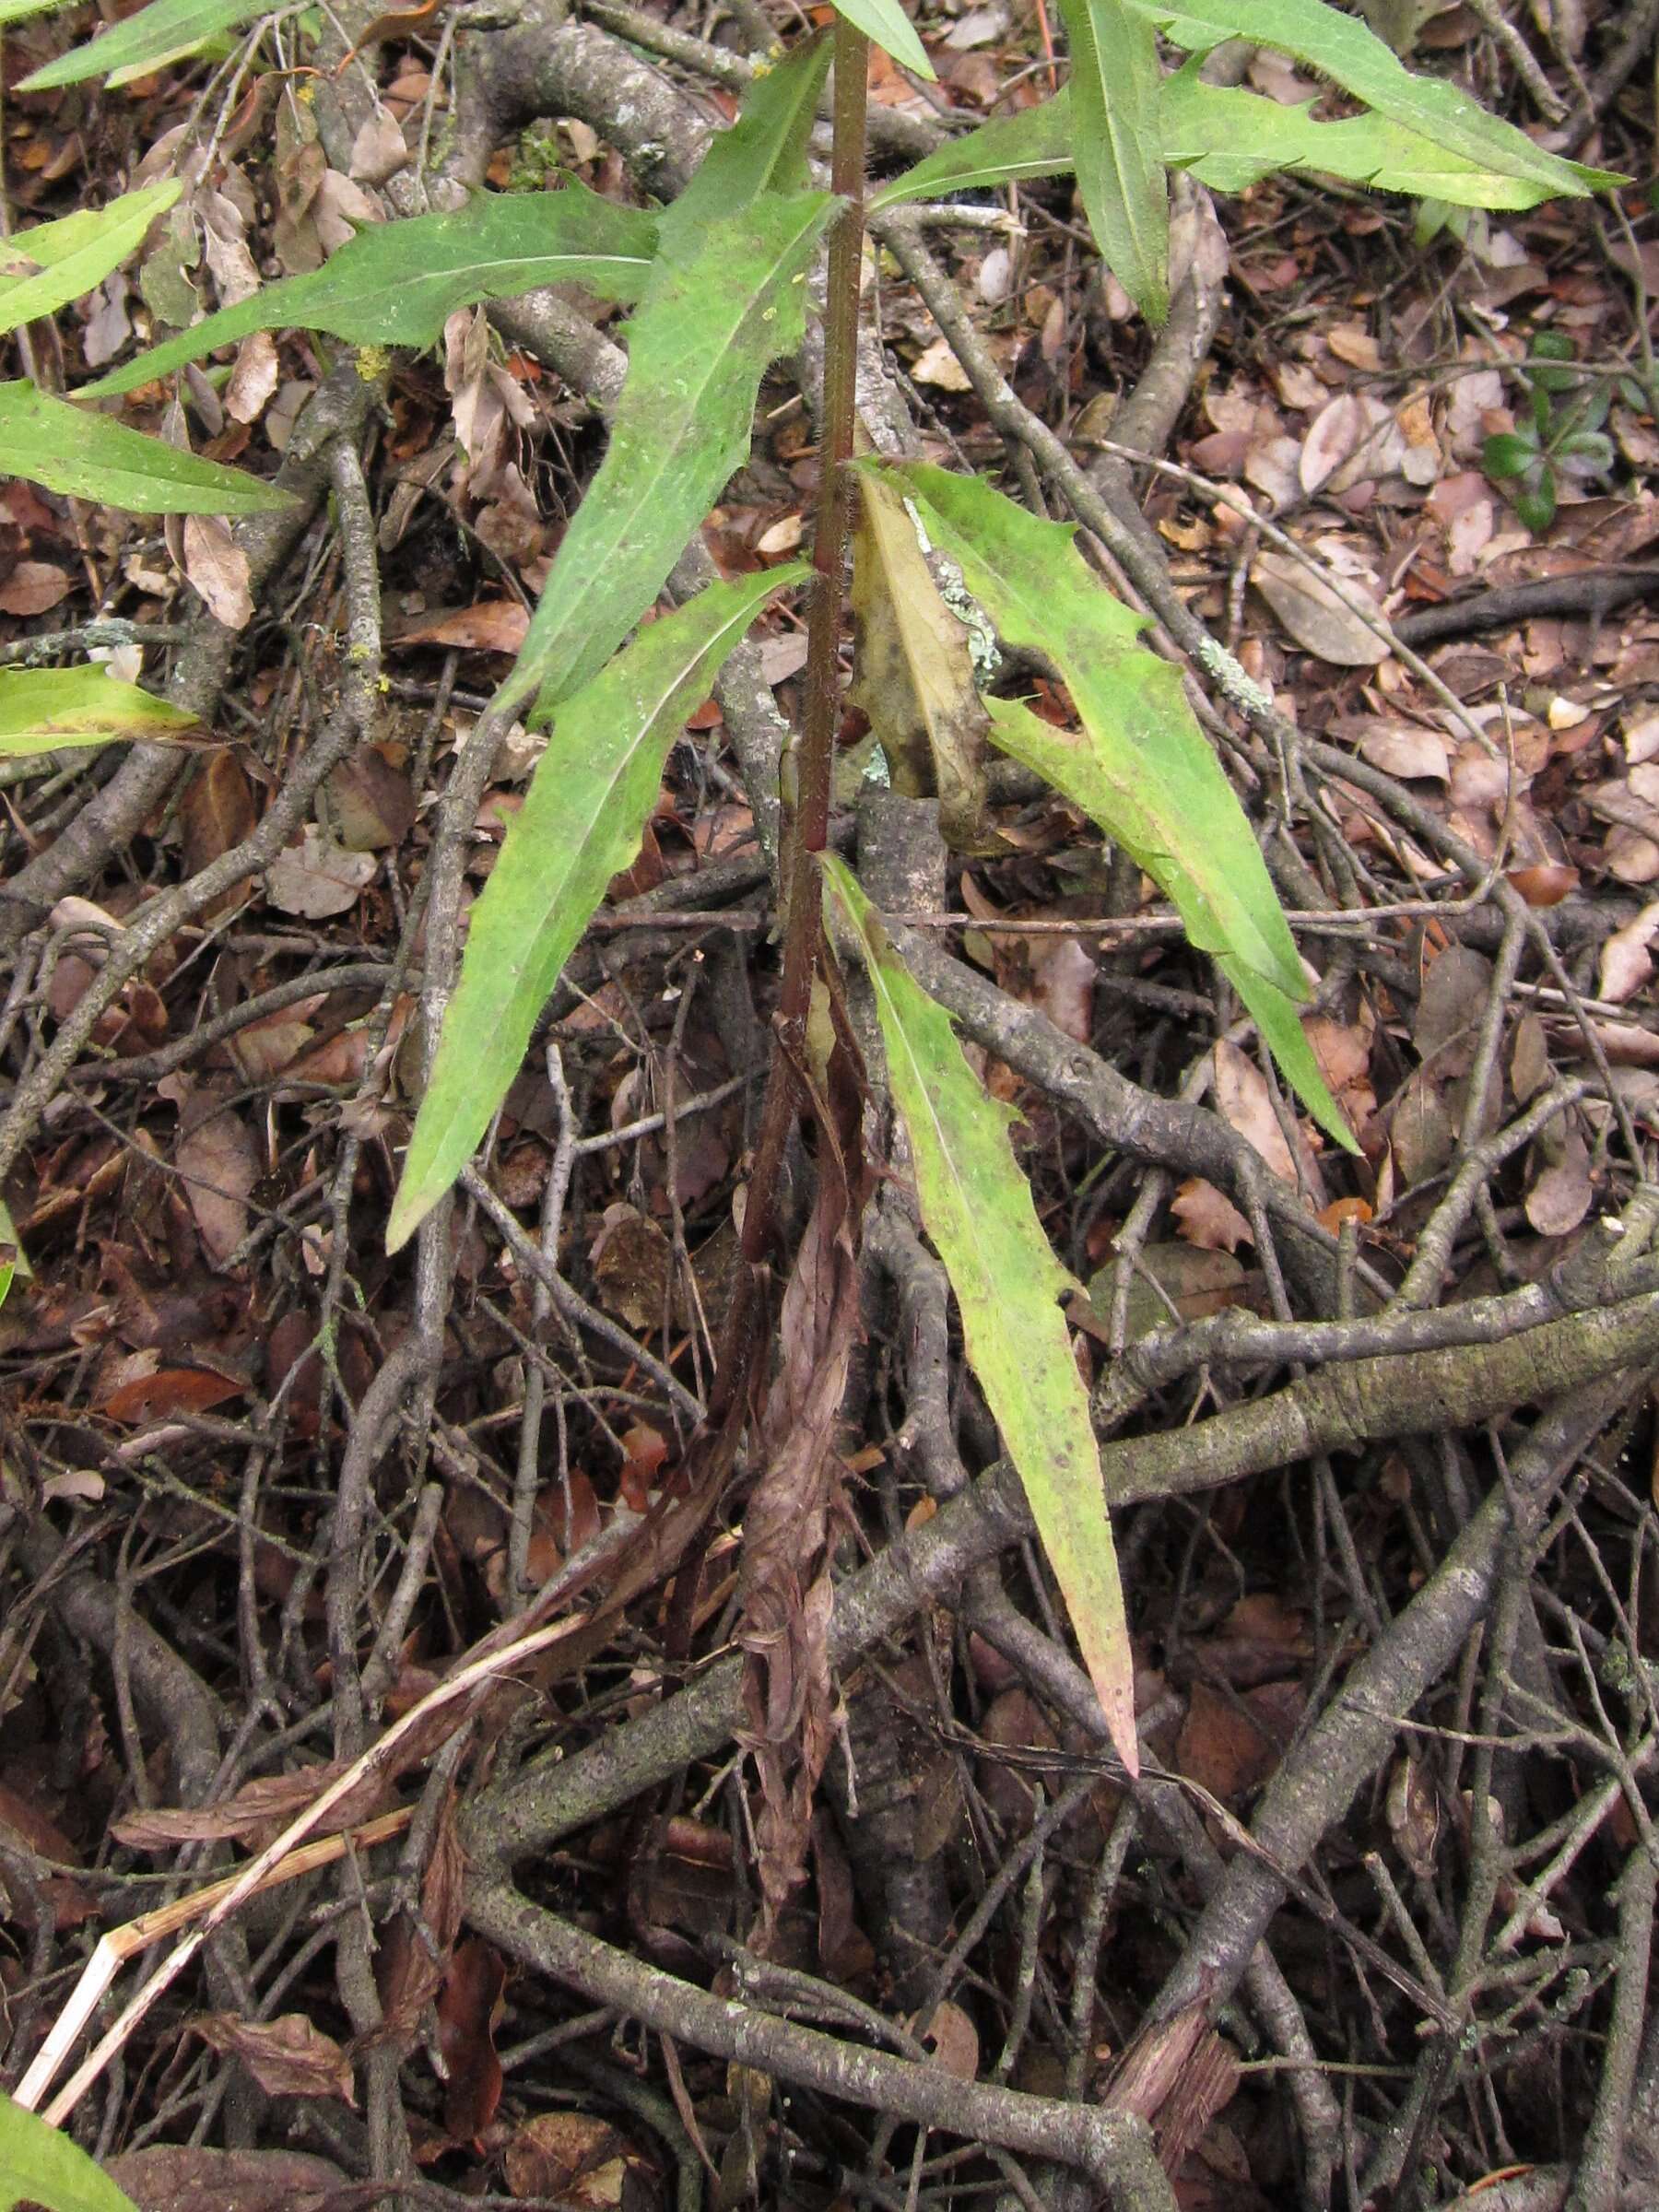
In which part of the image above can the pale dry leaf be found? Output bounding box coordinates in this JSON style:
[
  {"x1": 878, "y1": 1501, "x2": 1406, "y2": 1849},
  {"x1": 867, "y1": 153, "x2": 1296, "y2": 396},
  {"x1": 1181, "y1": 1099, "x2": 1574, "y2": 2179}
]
[
  {"x1": 1300, "y1": 392, "x2": 1366, "y2": 494},
  {"x1": 1524, "y1": 1126, "x2": 1593, "y2": 1238},
  {"x1": 265, "y1": 826, "x2": 378, "y2": 917},
  {"x1": 182, "y1": 514, "x2": 253, "y2": 629},
  {"x1": 175, "y1": 1096, "x2": 258, "y2": 1265},
  {"x1": 912, "y1": 334, "x2": 972, "y2": 391},
  {"x1": 1253, "y1": 548, "x2": 1389, "y2": 666},
  {"x1": 1212, "y1": 1038, "x2": 1296, "y2": 1181},
  {"x1": 349, "y1": 109, "x2": 410, "y2": 183},
  {"x1": 0, "y1": 560, "x2": 71, "y2": 615},
  {"x1": 1598, "y1": 900, "x2": 1659, "y2": 1006},
  {"x1": 1170, "y1": 1176, "x2": 1252, "y2": 1253},
  {"x1": 82, "y1": 272, "x2": 133, "y2": 367},
  {"x1": 396, "y1": 599, "x2": 529, "y2": 653},
  {"x1": 201, "y1": 191, "x2": 261, "y2": 307},
  {"x1": 190, "y1": 2012, "x2": 357, "y2": 2104},
  {"x1": 1355, "y1": 718, "x2": 1450, "y2": 782},
  {"x1": 314, "y1": 168, "x2": 384, "y2": 256},
  {"x1": 225, "y1": 328, "x2": 280, "y2": 425}
]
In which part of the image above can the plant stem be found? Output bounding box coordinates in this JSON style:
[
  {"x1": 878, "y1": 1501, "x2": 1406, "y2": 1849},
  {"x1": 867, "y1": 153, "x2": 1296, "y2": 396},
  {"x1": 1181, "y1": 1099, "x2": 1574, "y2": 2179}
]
[{"x1": 735, "y1": 14, "x2": 869, "y2": 1274}]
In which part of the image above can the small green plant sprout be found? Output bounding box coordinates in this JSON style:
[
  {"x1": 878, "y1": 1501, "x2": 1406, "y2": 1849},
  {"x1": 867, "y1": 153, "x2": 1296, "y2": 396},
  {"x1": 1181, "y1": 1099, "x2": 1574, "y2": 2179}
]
[{"x1": 1482, "y1": 331, "x2": 1618, "y2": 535}]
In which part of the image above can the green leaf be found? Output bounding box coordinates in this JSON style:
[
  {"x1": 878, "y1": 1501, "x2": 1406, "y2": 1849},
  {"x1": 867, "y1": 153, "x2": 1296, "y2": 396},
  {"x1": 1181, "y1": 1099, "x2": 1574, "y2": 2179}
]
[
  {"x1": 879, "y1": 460, "x2": 1358, "y2": 1151},
  {"x1": 1130, "y1": 0, "x2": 1619, "y2": 199},
  {"x1": 868, "y1": 94, "x2": 1072, "y2": 211},
  {"x1": 1482, "y1": 430, "x2": 1536, "y2": 479},
  {"x1": 1055, "y1": 0, "x2": 1168, "y2": 324},
  {"x1": 665, "y1": 34, "x2": 833, "y2": 244},
  {"x1": 386, "y1": 563, "x2": 806, "y2": 1253},
  {"x1": 0, "y1": 0, "x2": 74, "y2": 21},
  {"x1": 0, "y1": 382, "x2": 295, "y2": 513},
  {"x1": 83, "y1": 185, "x2": 658, "y2": 398},
  {"x1": 826, "y1": 0, "x2": 935, "y2": 80},
  {"x1": 0, "y1": 2090, "x2": 142, "y2": 2212},
  {"x1": 1514, "y1": 471, "x2": 1557, "y2": 534},
  {"x1": 19, "y1": 0, "x2": 267, "y2": 89},
  {"x1": 872, "y1": 70, "x2": 1612, "y2": 216},
  {"x1": 821, "y1": 853, "x2": 1137, "y2": 1773},
  {"x1": 0, "y1": 1195, "x2": 30, "y2": 1281},
  {"x1": 0, "y1": 179, "x2": 181, "y2": 335},
  {"x1": 514, "y1": 187, "x2": 836, "y2": 719},
  {"x1": 0, "y1": 666, "x2": 200, "y2": 758},
  {"x1": 1155, "y1": 63, "x2": 1596, "y2": 208}
]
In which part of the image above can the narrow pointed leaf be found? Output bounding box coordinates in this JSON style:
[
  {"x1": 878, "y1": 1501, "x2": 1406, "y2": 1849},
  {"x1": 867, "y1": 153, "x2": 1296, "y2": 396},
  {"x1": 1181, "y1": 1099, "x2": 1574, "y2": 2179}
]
[
  {"x1": 0, "y1": 2089, "x2": 142, "y2": 2212},
  {"x1": 83, "y1": 186, "x2": 658, "y2": 399},
  {"x1": 822, "y1": 854, "x2": 1137, "y2": 1773},
  {"x1": 665, "y1": 34, "x2": 833, "y2": 244},
  {"x1": 848, "y1": 466, "x2": 990, "y2": 849},
  {"x1": 1129, "y1": 0, "x2": 1618, "y2": 198},
  {"x1": 0, "y1": 180, "x2": 181, "y2": 335},
  {"x1": 0, "y1": 667, "x2": 199, "y2": 759},
  {"x1": 20, "y1": 0, "x2": 265, "y2": 90},
  {"x1": 868, "y1": 97, "x2": 1073, "y2": 211},
  {"x1": 1156, "y1": 62, "x2": 1607, "y2": 206},
  {"x1": 387, "y1": 563, "x2": 806, "y2": 1253},
  {"x1": 0, "y1": 382, "x2": 294, "y2": 513},
  {"x1": 1055, "y1": 0, "x2": 1168, "y2": 324},
  {"x1": 515, "y1": 188, "x2": 835, "y2": 719},
  {"x1": 882, "y1": 462, "x2": 1356, "y2": 1150},
  {"x1": 872, "y1": 73, "x2": 1614, "y2": 215},
  {"x1": 826, "y1": 0, "x2": 935, "y2": 79}
]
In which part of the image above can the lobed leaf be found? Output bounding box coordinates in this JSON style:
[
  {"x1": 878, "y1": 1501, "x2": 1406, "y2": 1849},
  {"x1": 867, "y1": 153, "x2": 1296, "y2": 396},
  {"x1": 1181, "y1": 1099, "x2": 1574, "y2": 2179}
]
[
  {"x1": 824, "y1": 0, "x2": 935, "y2": 79},
  {"x1": 1054, "y1": 0, "x2": 1168, "y2": 324},
  {"x1": 0, "y1": 180, "x2": 181, "y2": 336},
  {"x1": 83, "y1": 186, "x2": 658, "y2": 398},
  {"x1": 1129, "y1": 0, "x2": 1620, "y2": 198},
  {"x1": 1158, "y1": 64, "x2": 1604, "y2": 206},
  {"x1": 821, "y1": 854, "x2": 1137, "y2": 1773},
  {"x1": 386, "y1": 563, "x2": 806, "y2": 1253},
  {"x1": 0, "y1": 666, "x2": 200, "y2": 759},
  {"x1": 513, "y1": 187, "x2": 836, "y2": 719},
  {"x1": 871, "y1": 71, "x2": 1615, "y2": 215},
  {"x1": 0, "y1": 2091, "x2": 141, "y2": 2212},
  {"x1": 878, "y1": 461, "x2": 1357, "y2": 1150},
  {"x1": 665, "y1": 33, "x2": 833, "y2": 243},
  {"x1": 0, "y1": 382, "x2": 295, "y2": 513}
]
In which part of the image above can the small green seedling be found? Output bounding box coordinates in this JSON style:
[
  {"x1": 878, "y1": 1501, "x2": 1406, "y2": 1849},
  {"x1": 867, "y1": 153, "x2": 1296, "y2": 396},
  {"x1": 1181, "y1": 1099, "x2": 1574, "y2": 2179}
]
[{"x1": 1482, "y1": 331, "x2": 1617, "y2": 535}]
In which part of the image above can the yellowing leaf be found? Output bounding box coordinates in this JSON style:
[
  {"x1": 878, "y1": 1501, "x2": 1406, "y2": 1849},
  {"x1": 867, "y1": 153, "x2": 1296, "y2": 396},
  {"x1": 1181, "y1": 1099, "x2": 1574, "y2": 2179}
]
[
  {"x1": 875, "y1": 461, "x2": 1358, "y2": 1153},
  {"x1": 848, "y1": 467, "x2": 990, "y2": 850},
  {"x1": 822, "y1": 854, "x2": 1137, "y2": 1774},
  {"x1": 0, "y1": 666, "x2": 198, "y2": 759}
]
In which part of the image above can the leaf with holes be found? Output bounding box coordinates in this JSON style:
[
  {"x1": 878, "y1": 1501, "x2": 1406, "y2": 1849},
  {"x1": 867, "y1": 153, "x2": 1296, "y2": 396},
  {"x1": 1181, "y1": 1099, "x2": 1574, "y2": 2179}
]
[{"x1": 822, "y1": 854, "x2": 1138, "y2": 1774}]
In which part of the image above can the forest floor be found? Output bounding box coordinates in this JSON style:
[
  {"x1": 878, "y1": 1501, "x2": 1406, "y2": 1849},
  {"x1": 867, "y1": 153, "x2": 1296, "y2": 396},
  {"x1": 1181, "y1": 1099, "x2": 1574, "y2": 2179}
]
[{"x1": 3, "y1": 4, "x2": 1659, "y2": 2211}]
